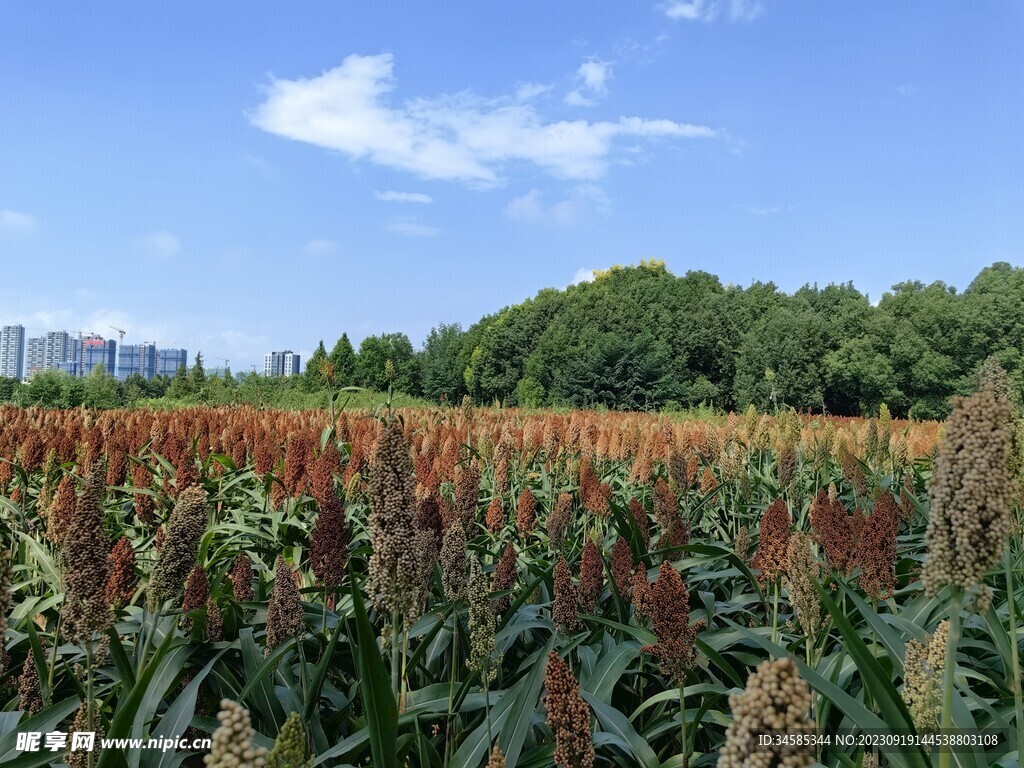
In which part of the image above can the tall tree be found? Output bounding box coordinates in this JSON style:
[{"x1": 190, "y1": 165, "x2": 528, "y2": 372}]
[{"x1": 328, "y1": 333, "x2": 358, "y2": 387}]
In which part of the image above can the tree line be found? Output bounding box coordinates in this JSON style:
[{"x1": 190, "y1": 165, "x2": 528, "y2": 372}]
[
  {"x1": 4, "y1": 260, "x2": 1022, "y2": 417},
  {"x1": 404, "y1": 259, "x2": 1024, "y2": 418}
]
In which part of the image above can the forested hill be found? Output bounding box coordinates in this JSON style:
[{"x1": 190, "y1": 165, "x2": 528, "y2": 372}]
[{"x1": 414, "y1": 260, "x2": 1024, "y2": 418}]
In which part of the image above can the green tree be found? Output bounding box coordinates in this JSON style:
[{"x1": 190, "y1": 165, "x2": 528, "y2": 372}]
[
  {"x1": 357, "y1": 333, "x2": 419, "y2": 393},
  {"x1": 167, "y1": 364, "x2": 192, "y2": 399},
  {"x1": 83, "y1": 364, "x2": 123, "y2": 409},
  {"x1": 305, "y1": 340, "x2": 329, "y2": 390},
  {"x1": 189, "y1": 353, "x2": 206, "y2": 391},
  {"x1": 0, "y1": 376, "x2": 18, "y2": 403},
  {"x1": 328, "y1": 333, "x2": 358, "y2": 386},
  {"x1": 420, "y1": 323, "x2": 466, "y2": 403}
]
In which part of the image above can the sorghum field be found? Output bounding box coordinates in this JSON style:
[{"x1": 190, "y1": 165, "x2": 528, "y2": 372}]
[{"x1": 0, "y1": 370, "x2": 1021, "y2": 768}]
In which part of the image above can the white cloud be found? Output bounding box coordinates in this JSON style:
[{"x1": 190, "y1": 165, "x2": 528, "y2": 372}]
[
  {"x1": 306, "y1": 239, "x2": 340, "y2": 254},
  {"x1": 505, "y1": 185, "x2": 611, "y2": 225},
  {"x1": 386, "y1": 217, "x2": 439, "y2": 237},
  {"x1": 375, "y1": 190, "x2": 433, "y2": 204},
  {"x1": 663, "y1": 0, "x2": 764, "y2": 22},
  {"x1": 738, "y1": 203, "x2": 796, "y2": 216},
  {"x1": 570, "y1": 268, "x2": 597, "y2": 286},
  {"x1": 136, "y1": 230, "x2": 180, "y2": 256},
  {"x1": 515, "y1": 82, "x2": 552, "y2": 101},
  {"x1": 566, "y1": 59, "x2": 613, "y2": 107},
  {"x1": 504, "y1": 189, "x2": 545, "y2": 222},
  {"x1": 250, "y1": 53, "x2": 714, "y2": 187},
  {"x1": 0, "y1": 208, "x2": 38, "y2": 234}
]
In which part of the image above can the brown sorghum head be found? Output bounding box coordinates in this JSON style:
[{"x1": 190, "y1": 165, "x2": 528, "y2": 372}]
[
  {"x1": 181, "y1": 565, "x2": 210, "y2": 631},
  {"x1": 808, "y1": 489, "x2": 857, "y2": 574},
  {"x1": 552, "y1": 556, "x2": 579, "y2": 633},
  {"x1": 309, "y1": 445, "x2": 349, "y2": 589},
  {"x1": 516, "y1": 487, "x2": 536, "y2": 536},
  {"x1": 455, "y1": 462, "x2": 481, "y2": 529},
  {"x1": 639, "y1": 560, "x2": 702, "y2": 684},
  {"x1": 858, "y1": 492, "x2": 899, "y2": 599},
  {"x1": 786, "y1": 532, "x2": 821, "y2": 641},
  {"x1": 751, "y1": 499, "x2": 791, "y2": 584},
  {"x1": 265, "y1": 557, "x2": 304, "y2": 654},
  {"x1": 105, "y1": 538, "x2": 138, "y2": 608},
  {"x1": 206, "y1": 598, "x2": 224, "y2": 643},
  {"x1": 544, "y1": 651, "x2": 594, "y2": 768},
  {"x1": 485, "y1": 497, "x2": 504, "y2": 534},
  {"x1": 366, "y1": 415, "x2": 421, "y2": 621},
  {"x1": 717, "y1": 657, "x2": 815, "y2": 768},
  {"x1": 63, "y1": 466, "x2": 112, "y2": 643},
  {"x1": 204, "y1": 699, "x2": 266, "y2": 768},
  {"x1": 923, "y1": 388, "x2": 1013, "y2": 599},
  {"x1": 230, "y1": 554, "x2": 255, "y2": 603},
  {"x1": 627, "y1": 497, "x2": 650, "y2": 547},
  {"x1": 577, "y1": 539, "x2": 603, "y2": 614},
  {"x1": 45, "y1": 474, "x2": 76, "y2": 545},
  {"x1": 631, "y1": 565, "x2": 653, "y2": 620},
  {"x1": 492, "y1": 541, "x2": 518, "y2": 614},
  {"x1": 610, "y1": 537, "x2": 634, "y2": 599},
  {"x1": 547, "y1": 493, "x2": 573, "y2": 547},
  {"x1": 149, "y1": 485, "x2": 209, "y2": 608}
]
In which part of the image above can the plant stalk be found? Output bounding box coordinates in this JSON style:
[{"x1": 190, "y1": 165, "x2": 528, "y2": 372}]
[{"x1": 939, "y1": 589, "x2": 962, "y2": 768}]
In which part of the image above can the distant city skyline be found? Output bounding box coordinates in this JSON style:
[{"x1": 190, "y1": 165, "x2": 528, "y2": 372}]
[{"x1": 2, "y1": 4, "x2": 1021, "y2": 371}]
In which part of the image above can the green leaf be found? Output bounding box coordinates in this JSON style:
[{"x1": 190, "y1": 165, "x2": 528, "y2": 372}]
[{"x1": 348, "y1": 572, "x2": 398, "y2": 768}]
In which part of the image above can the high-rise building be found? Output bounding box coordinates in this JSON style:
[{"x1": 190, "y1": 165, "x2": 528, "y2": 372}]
[
  {"x1": 26, "y1": 330, "x2": 72, "y2": 378},
  {"x1": 0, "y1": 324, "x2": 25, "y2": 380},
  {"x1": 283, "y1": 351, "x2": 301, "y2": 376},
  {"x1": 156, "y1": 348, "x2": 188, "y2": 377},
  {"x1": 25, "y1": 336, "x2": 46, "y2": 378},
  {"x1": 67, "y1": 334, "x2": 117, "y2": 377},
  {"x1": 264, "y1": 350, "x2": 301, "y2": 377},
  {"x1": 118, "y1": 343, "x2": 157, "y2": 380}
]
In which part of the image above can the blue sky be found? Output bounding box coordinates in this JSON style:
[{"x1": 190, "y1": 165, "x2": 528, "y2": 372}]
[{"x1": 1, "y1": 2, "x2": 1021, "y2": 370}]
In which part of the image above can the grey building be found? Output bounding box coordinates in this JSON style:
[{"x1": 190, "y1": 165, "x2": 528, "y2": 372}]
[
  {"x1": 67, "y1": 334, "x2": 117, "y2": 377},
  {"x1": 0, "y1": 324, "x2": 25, "y2": 380},
  {"x1": 118, "y1": 343, "x2": 157, "y2": 380},
  {"x1": 264, "y1": 350, "x2": 301, "y2": 377},
  {"x1": 156, "y1": 348, "x2": 188, "y2": 377},
  {"x1": 26, "y1": 330, "x2": 72, "y2": 378}
]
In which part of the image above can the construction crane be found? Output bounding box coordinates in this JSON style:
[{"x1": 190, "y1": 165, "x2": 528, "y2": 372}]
[
  {"x1": 109, "y1": 326, "x2": 126, "y2": 346},
  {"x1": 109, "y1": 326, "x2": 126, "y2": 379}
]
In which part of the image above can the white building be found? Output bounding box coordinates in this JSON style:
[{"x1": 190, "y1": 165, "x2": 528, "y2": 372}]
[
  {"x1": 0, "y1": 324, "x2": 25, "y2": 380},
  {"x1": 25, "y1": 330, "x2": 72, "y2": 378}
]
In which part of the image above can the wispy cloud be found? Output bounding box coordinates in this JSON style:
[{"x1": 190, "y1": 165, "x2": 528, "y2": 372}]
[
  {"x1": 386, "y1": 217, "x2": 439, "y2": 237},
  {"x1": 250, "y1": 53, "x2": 715, "y2": 187},
  {"x1": 663, "y1": 0, "x2": 765, "y2": 22},
  {"x1": 306, "y1": 238, "x2": 340, "y2": 254},
  {"x1": 737, "y1": 203, "x2": 796, "y2": 216},
  {"x1": 565, "y1": 58, "x2": 613, "y2": 107},
  {"x1": 504, "y1": 185, "x2": 611, "y2": 225},
  {"x1": 136, "y1": 230, "x2": 180, "y2": 256},
  {"x1": 375, "y1": 190, "x2": 433, "y2": 204},
  {"x1": 0, "y1": 208, "x2": 39, "y2": 234}
]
